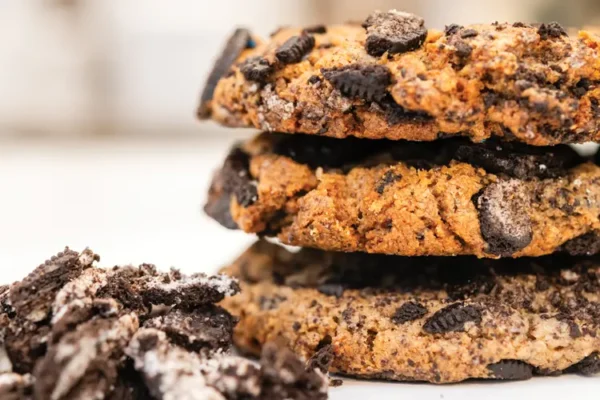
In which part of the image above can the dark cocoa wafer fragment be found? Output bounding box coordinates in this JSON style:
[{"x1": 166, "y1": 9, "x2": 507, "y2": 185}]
[
  {"x1": 33, "y1": 314, "x2": 138, "y2": 400},
  {"x1": 322, "y1": 64, "x2": 391, "y2": 102},
  {"x1": 9, "y1": 248, "x2": 98, "y2": 323},
  {"x1": 240, "y1": 56, "x2": 274, "y2": 84},
  {"x1": 275, "y1": 34, "x2": 315, "y2": 64},
  {"x1": 477, "y1": 180, "x2": 533, "y2": 256},
  {"x1": 487, "y1": 360, "x2": 533, "y2": 380},
  {"x1": 270, "y1": 133, "x2": 384, "y2": 170},
  {"x1": 538, "y1": 22, "x2": 567, "y2": 40},
  {"x1": 198, "y1": 28, "x2": 254, "y2": 119},
  {"x1": 568, "y1": 352, "x2": 600, "y2": 376},
  {"x1": 561, "y1": 233, "x2": 600, "y2": 256},
  {"x1": 423, "y1": 303, "x2": 482, "y2": 334},
  {"x1": 362, "y1": 10, "x2": 427, "y2": 57},
  {"x1": 307, "y1": 344, "x2": 334, "y2": 373},
  {"x1": 259, "y1": 342, "x2": 328, "y2": 400},
  {"x1": 140, "y1": 273, "x2": 239, "y2": 309},
  {"x1": 391, "y1": 302, "x2": 427, "y2": 325},
  {"x1": 454, "y1": 139, "x2": 583, "y2": 179},
  {"x1": 143, "y1": 306, "x2": 235, "y2": 354},
  {"x1": 221, "y1": 147, "x2": 258, "y2": 208},
  {"x1": 303, "y1": 25, "x2": 327, "y2": 34},
  {"x1": 375, "y1": 170, "x2": 402, "y2": 194}
]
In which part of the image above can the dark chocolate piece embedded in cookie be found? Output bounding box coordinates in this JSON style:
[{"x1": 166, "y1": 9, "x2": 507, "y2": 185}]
[
  {"x1": 322, "y1": 64, "x2": 391, "y2": 102},
  {"x1": 219, "y1": 240, "x2": 600, "y2": 383},
  {"x1": 275, "y1": 34, "x2": 315, "y2": 64},
  {"x1": 198, "y1": 28, "x2": 255, "y2": 119},
  {"x1": 206, "y1": 132, "x2": 600, "y2": 258}
]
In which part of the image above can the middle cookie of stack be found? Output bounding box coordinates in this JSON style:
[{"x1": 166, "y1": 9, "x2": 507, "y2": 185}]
[{"x1": 206, "y1": 131, "x2": 600, "y2": 258}]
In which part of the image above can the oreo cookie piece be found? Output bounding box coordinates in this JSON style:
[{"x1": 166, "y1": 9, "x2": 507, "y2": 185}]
[
  {"x1": 198, "y1": 28, "x2": 254, "y2": 118},
  {"x1": 477, "y1": 180, "x2": 533, "y2": 256},
  {"x1": 455, "y1": 139, "x2": 583, "y2": 179},
  {"x1": 126, "y1": 328, "x2": 224, "y2": 400},
  {"x1": 561, "y1": 233, "x2": 600, "y2": 256},
  {"x1": 140, "y1": 273, "x2": 239, "y2": 309},
  {"x1": 569, "y1": 352, "x2": 600, "y2": 376},
  {"x1": 144, "y1": 306, "x2": 236, "y2": 354},
  {"x1": 538, "y1": 22, "x2": 567, "y2": 40},
  {"x1": 322, "y1": 64, "x2": 392, "y2": 102},
  {"x1": 33, "y1": 314, "x2": 138, "y2": 400},
  {"x1": 9, "y1": 248, "x2": 98, "y2": 323},
  {"x1": 422, "y1": 303, "x2": 482, "y2": 334},
  {"x1": 240, "y1": 56, "x2": 274, "y2": 84},
  {"x1": 487, "y1": 360, "x2": 533, "y2": 380},
  {"x1": 362, "y1": 10, "x2": 427, "y2": 57},
  {"x1": 391, "y1": 302, "x2": 427, "y2": 325},
  {"x1": 275, "y1": 34, "x2": 315, "y2": 64},
  {"x1": 259, "y1": 342, "x2": 328, "y2": 400}
]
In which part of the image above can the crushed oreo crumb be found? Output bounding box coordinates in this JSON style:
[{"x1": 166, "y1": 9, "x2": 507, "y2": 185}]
[
  {"x1": 303, "y1": 25, "x2": 327, "y2": 34},
  {"x1": 363, "y1": 10, "x2": 427, "y2": 56},
  {"x1": 375, "y1": 170, "x2": 403, "y2": 194},
  {"x1": 538, "y1": 22, "x2": 567, "y2": 40}
]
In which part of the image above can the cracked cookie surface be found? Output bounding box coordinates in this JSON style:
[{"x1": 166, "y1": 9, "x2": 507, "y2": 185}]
[
  {"x1": 199, "y1": 10, "x2": 600, "y2": 146},
  {"x1": 205, "y1": 132, "x2": 600, "y2": 258},
  {"x1": 220, "y1": 240, "x2": 600, "y2": 383}
]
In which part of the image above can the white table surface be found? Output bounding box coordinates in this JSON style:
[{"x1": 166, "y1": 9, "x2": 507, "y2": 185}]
[{"x1": 1, "y1": 134, "x2": 598, "y2": 399}]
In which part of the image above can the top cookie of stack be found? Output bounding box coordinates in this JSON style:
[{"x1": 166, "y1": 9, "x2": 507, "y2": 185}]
[{"x1": 198, "y1": 10, "x2": 600, "y2": 145}]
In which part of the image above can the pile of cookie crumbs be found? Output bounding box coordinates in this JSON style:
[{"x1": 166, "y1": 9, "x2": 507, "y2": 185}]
[{"x1": 0, "y1": 247, "x2": 331, "y2": 399}]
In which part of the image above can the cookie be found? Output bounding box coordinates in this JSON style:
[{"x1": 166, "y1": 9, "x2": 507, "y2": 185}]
[
  {"x1": 205, "y1": 132, "x2": 600, "y2": 258},
  {"x1": 220, "y1": 240, "x2": 600, "y2": 383},
  {"x1": 198, "y1": 10, "x2": 600, "y2": 146}
]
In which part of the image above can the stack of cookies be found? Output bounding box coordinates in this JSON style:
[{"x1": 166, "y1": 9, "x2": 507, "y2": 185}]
[{"x1": 199, "y1": 10, "x2": 600, "y2": 383}]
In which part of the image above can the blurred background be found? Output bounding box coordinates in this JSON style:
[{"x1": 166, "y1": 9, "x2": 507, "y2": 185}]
[{"x1": 1, "y1": 0, "x2": 600, "y2": 280}]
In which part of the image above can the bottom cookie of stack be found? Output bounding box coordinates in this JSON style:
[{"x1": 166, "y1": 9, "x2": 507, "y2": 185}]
[{"x1": 220, "y1": 240, "x2": 600, "y2": 383}]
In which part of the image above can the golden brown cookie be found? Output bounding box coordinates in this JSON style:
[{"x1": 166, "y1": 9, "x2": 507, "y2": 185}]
[
  {"x1": 220, "y1": 240, "x2": 600, "y2": 383},
  {"x1": 198, "y1": 10, "x2": 600, "y2": 146},
  {"x1": 205, "y1": 132, "x2": 600, "y2": 258}
]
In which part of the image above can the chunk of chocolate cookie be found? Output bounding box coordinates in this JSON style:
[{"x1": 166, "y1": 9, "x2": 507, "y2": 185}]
[
  {"x1": 322, "y1": 64, "x2": 391, "y2": 102},
  {"x1": 34, "y1": 314, "x2": 138, "y2": 400},
  {"x1": 240, "y1": 56, "x2": 274, "y2": 84},
  {"x1": 363, "y1": 10, "x2": 427, "y2": 56},
  {"x1": 10, "y1": 248, "x2": 98, "y2": 323},
  {"x1": 143, "y1": 306, "x2": 235, "y2": 354},
  {"x1": 275, "y1": 34, "x2": 315, "y2": 64},
  {"x1": 487, "y1": 360, "x2": 533, "y2": 380},
  {"x1": 423, "y1": 303, "x2": 482, "y2": 334},
  {"x1": 198, "y1": 28, "x2": 254, "y2": 118},
  {"x1": 477, "y1": 180, "x2": 533, "y2": 256}
]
